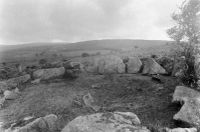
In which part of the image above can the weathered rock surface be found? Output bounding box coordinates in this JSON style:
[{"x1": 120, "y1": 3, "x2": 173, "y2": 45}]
[
  {"x1": 13, "y1": 114, "x2": 58, "y2": 132},
  {"x1": 164, "y1": 127, "x2": 197, "y2": 132},
  {"x1": 61, "y1": 112, "x2": 150, "y2": 132},
  {"x1": 33, "y1": 67, "x2": 65, "y2": 80},
  {"x1": 0, "y1": 74, "x2": 30, "y2": 92},
  {"x1": 126, "y1": 57, "x2": 142, "y2": 73},
  {"x1": 172, "y1": 86, "x2": 200, "y2": 127},
  {"x1": 97, "y1": 55, "x2": 125, "y2": 74},
  {"x1": 142, "y1": 58, "x2": 167, "y2": 75}
]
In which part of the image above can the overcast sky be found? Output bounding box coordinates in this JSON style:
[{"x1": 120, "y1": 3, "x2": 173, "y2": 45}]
[{"x1": 0, "y1": 0, "x2": 183, "y2": 45}]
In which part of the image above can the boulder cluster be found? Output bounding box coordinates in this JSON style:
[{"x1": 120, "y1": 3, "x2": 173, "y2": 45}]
[{"x1": 85, "y1": 55, "x2": 169, "y2": 75}]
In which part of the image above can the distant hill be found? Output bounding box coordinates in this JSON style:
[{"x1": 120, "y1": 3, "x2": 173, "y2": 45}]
[
  {"x1": 0, "y1": 39, "x2": 172, "y2": 52},
  {"x1": 0, "y1": 39, "x2": 174, "y2": 63}
]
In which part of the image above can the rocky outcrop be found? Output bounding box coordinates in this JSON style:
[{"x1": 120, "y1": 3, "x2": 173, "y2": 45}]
[
  {"x1": 61, "y1": 112, "x2": 150, "y2": 132},
  {"x1": 12, "y1": 114, "x2": 58, "y2": 132},
  {"x1": 126, "y1": 57, "x2": 142, "y2": 73},
  {"x1": 33, "y1": 67, "x2": 65, "y2": 80},
  {"x1": 142, "y1": 58, "x2": 167, "y2": 75},
  {"x1": 0, "y1": 74, "x2": 30, "y2": 92},
  {"x1": 172, "y1": 86, "x2": 200, "y2": 127}
]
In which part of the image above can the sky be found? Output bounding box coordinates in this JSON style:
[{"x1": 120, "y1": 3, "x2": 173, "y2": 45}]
[{"x1": 0, "y1": 0, "x2": 184, "y2": 45}]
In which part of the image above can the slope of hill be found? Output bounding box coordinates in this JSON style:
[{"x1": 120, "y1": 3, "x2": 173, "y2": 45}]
[{"x1": 0, "y1": 39, "x2": 173, "y2": 63}]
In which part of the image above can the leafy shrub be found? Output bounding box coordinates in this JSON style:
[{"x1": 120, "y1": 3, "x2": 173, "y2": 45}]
[
  {"x1": 81, "y1": 53, "x2": 90, "y2": 57},
  {"x1": 39, "y1": 59, "x2": 47, "y2": 65}
]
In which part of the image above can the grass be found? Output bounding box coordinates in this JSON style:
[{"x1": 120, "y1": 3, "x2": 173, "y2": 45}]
[{"x1": 0, "y1": 73, "x2": 180, "y2": 131}]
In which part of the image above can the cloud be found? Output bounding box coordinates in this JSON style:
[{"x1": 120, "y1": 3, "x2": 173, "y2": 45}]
[{"x1": 0, "y1": 0, "x2": 184, "y2": 44}]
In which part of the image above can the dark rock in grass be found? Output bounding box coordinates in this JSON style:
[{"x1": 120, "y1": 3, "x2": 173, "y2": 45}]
[
  {"x1": 151, "y1": 74, "x2": 164, "y2": 83},
  {"x1": 142, "y1": 58, "x2": 167, "y2": 75},
  {"x1": 61, "y1": 112, "x2": 150, "y2": 132},
  {"x1": 172, "y1": 86, "x2": 200, "y2": 127}
]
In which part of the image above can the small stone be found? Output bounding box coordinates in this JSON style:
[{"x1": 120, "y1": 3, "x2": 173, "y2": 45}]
[
  {"x1": 83, "y1": 93, "x2": 100, "y2": 111},
  {"x1": 4, "y1": 90, "x2": 18, "y2": 100}
]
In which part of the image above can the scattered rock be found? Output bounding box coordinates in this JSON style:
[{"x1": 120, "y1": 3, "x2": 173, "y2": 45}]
[
  {"x1": 142, "y1": 58, "x2": 167, "y2": 75},
  {"x1": 61, "y1": 112, "x2": 150, "y2": 132},
  {"x1": 6, "y1": 74, "x2": 30, "y2": 88},
  {"x1": 64, "y1": 69, "x2": 81, "y2": 79},
  {"x1": 91, "y1": 84, "x2": 101, "y2": 89},
  {"x1": 164, "y1": 127, "x2": 197, "y2": 132},
  {"x1": 31, "y1": 78, "x2": 41, "y2": 84},
  {"x1": 172, "y1": 86, "x2": 200, "y2": 127},
  {"x1": 13, "y1": 114, "x2": 58, "y2": 132},
  {"x1": 83, "y1": 93, "x2": 100, "y2": 111},
  {"x1": 4, "y1": 90, "x2": 19, "y2": 100},
  {"x1": 126, "y1": 57, "x2": 142, "y2": 73},
  {"x1": 0, "y1": 74, "x2": 30, "y2": 91},
  {"x1": 33, "y1": 67, "x2": 65, "y2": 80}
]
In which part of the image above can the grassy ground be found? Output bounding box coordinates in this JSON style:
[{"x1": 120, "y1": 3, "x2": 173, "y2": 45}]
[{"x1": 0, "y1": 73, "x2": 180, "y2": 131}]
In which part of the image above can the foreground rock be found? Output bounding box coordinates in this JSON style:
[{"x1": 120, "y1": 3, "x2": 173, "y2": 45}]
[
  {"x1": 164, "y1": 127, "x2": 197, "y2": 132},
  {"x1": 0, "y1": 74, "x2": 30, "y2": 92},
  {"x1": 33, "y1": 67, "x2": 65, "y2": 80},
  {"x1": 9, "y1": 114, "x2": 58, "y2": 132},
  {"x1": 61, "y1": 112, "x2": 150, "y2": 132},
  {"x1": 172, "y1": 86, "x2": 200, "y2": 127},
  {"x1": 142, "y1": 58, "x2": 167, "y2": 75},
  {"x1": 126, "y1": 57, "x2": 142, "y2": 73}
]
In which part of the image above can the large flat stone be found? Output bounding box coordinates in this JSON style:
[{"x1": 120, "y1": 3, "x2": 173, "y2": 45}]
[
  {"x1": 172, "y1": 86, "x2": 200, "y2": 127},
  {"x1": 61, "y1": 112, "x2": 150, "y2": 132}
]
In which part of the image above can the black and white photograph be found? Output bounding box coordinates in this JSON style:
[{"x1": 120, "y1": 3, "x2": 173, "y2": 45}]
[{"x1": 0, "y1": 0, "x2": 200, "y2": 132}]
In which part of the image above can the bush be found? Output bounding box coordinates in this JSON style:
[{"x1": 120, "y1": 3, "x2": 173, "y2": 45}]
[
  {"x1": 81, "y1": 53, "x2": 90, "y2": 57},
  {"x1": 173, "y1": 43, "x2": 197, "y2": 87},
  {"x1": 39, "y1": 59, "x2": 47, "y2": 65}
]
